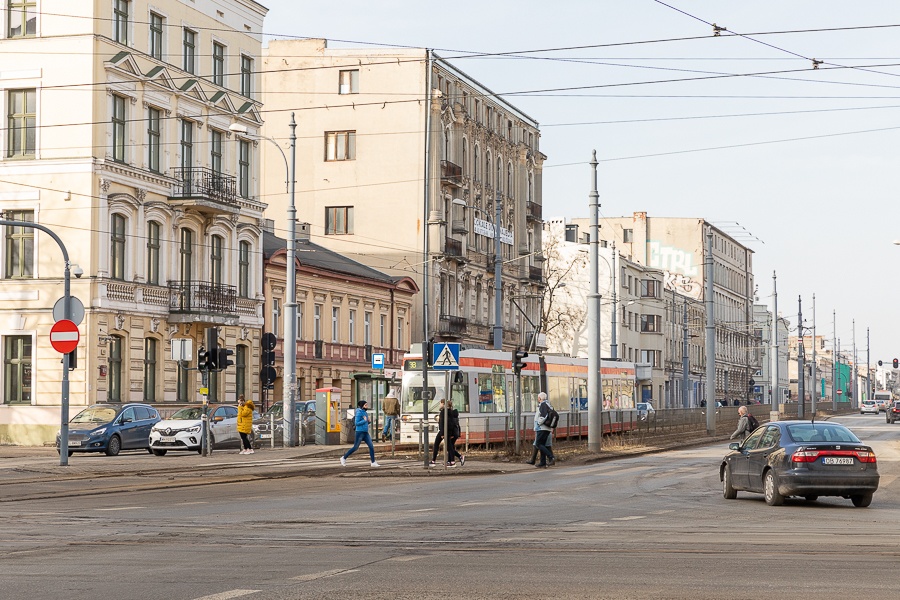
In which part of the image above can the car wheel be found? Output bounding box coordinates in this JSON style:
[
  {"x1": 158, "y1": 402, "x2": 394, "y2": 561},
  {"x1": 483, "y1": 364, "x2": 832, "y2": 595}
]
[
  {"x1": 151, "y1": 449, "x2": 167, "y2": 456},
  {"x1": 723, "y1": 466, "x2": 737, "y2": 499},
  {"x1": 105, "y1": 435, "x2": 122, "y2": 457},
  {"x1": 851, "y1": 493, "x2": 873, "y2": 508},
  {"x1": 764, "y1": 470, "x2": 784, "y2": 506},
  {"x1": 804, "y1": 495, "x2": 818, "y2": 503}
]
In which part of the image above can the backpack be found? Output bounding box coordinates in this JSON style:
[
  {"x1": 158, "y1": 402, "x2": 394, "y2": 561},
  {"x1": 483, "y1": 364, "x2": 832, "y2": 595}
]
[
  {"x1": 746, "y1": 413, "x2": 759, "y2": 433},
  {"x1": 541, "y1": 403, "x2": 560, "y2": 429}
]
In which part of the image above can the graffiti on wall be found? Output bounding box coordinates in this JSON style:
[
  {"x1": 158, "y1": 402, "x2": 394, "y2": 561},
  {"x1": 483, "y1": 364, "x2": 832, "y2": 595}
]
[{"x1": 649, "y1": 241, "x2": 702, "y2": 300}]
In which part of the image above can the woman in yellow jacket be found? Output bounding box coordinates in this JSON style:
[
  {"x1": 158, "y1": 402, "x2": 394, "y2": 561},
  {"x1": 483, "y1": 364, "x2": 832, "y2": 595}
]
[{"x1": 237, "y1": 395, "x2": 255, "y2": 455}]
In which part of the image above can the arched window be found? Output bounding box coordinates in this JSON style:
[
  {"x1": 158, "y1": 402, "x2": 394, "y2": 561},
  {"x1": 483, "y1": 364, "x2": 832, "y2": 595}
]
[
  {"x1": 473, "y1": 145, "x2": 479, "y2": 181},
  {"x1": 109, "y1": 335, "x2": 124, "y2": 402},
  {"x1": 110, "y1": 213, "x2": 127, "y2": 280},
  {"x1": 507, "y1": 162, "x2": 513, "y2": 197},
  {"x1": 146, "y1": 221, "x2": 161, "y2": 285},
  {"x1": 143, "y1": 338, "x2": 158, "y2": 402},
  {"x1": 210, "y1": 234, "x2": 224, "y2": 285},
  {"x1": 238, "y1": 241, "x2": 251, "y2": 297},
  {"x1": 485, "y1": 151, "x2": 491, "y2": 187},
  {"x1": 179, "y1": 228, "x2": 193, "y2": 284}
]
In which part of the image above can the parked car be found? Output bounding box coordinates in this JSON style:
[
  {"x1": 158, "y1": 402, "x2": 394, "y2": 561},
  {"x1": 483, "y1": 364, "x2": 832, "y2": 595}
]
[
  {"x1": 886, "y1": 401, "x2": 900, "y2": 424},
  {"x1": 149, "y1": 404, "x2": 249, "y2": 455},
  {"x1": 860, "y1": 400, "x2": 878, "y2": 415},
  {"x1": 635, "y1": 402, "x2": 656, "y2": 421},
  {"x1": 57, "y1": 403, "x2": 161, "y2": 457},
  {"x1": 253, "y1": 400, "x2": 317, "y2": 446},
  {"x1": 720, "y1": 420, "x2": 879, "y2": 507}
]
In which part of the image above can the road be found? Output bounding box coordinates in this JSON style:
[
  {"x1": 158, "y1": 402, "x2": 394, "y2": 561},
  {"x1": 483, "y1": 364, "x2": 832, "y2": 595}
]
[{"x1": 1, "y1": 414, "x2": 898, "y2": 600}]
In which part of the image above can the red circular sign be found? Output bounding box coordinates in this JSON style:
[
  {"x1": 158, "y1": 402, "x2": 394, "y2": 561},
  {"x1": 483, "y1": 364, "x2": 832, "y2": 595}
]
[{"x1": 50, "y1": 319, "x2": 79, "y2": 354}]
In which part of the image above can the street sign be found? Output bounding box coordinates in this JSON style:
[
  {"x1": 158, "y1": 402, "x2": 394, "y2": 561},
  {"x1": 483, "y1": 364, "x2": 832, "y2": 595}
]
[
  {"x1": 372, "y1": 353, "x2": 385, "y2": 369},
  {"x1": 52, "y1": 296, "x2": 85, "y2": 325},
  {"x1": 432, "y1": 342, "x2": 460, "y2": 370},
  {"x1": 262, "y1": 332, "x2": 277, "y2": 351},
  {"x1": 171, "y1": 338, "x2": 193, "y2": 362},
  {"x1": 260, "y1": 366, "x2": 277, "y2": 386},
  {"x1": 837, "y1": 390, "x2": 843, "y2": 395},
  {"x1": 50, "y1": 319, "x2": 79, "y2": 354}
]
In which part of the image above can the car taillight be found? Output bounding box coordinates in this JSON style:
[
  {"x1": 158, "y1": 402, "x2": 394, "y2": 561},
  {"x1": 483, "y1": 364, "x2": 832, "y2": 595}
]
[
  {"x1": 855, "y1": 450, "x2": 877, "y2": 463},
  {"x1": 792, "y1": 450, "x2": 819, "y2": 463}
]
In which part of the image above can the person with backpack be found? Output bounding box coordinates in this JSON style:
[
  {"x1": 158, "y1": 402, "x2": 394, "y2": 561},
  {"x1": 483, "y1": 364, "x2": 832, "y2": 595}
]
[
  {"x1": 526, "y1": 392, "x2": 553, "y2": 465},
  {"x1": 730, "y1": 405, "x2": 758, "y2": 441},
  {"x1": 534, "y1": 393, "x2": 556, "y2": 468}
]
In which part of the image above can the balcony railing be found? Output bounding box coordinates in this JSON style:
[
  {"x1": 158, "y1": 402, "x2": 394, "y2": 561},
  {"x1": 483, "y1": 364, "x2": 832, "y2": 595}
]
[
  {"x1": 440, "y1": 160, "x2": 462, "y2": 187},
  {"x1": 169, "y1": 281, "x2": 237, "y2": 315},
  {"x1": 529, "y1": 265, "x2": 543, "y2": 282},
  {"x1": 526, "y1": 201, "x2": 542, "y2": 221},
  {"x1": 444, "y1": 236, "x2": 463, "y2": 258},
  {"x1": 451, "y1": 219, "x2": 468, "y2": 234},
  {"x1": 170, "y1": 167, "x2": 238, "y2": 207},
  {"x1": 437, "y1": 315, "x2": 467, "y2": 337}
]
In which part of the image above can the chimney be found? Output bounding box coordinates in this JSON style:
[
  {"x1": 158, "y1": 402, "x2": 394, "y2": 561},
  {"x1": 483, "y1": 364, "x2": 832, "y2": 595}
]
[{"x1": 296, "y1": 222, "x2": 310, "y2": 242}]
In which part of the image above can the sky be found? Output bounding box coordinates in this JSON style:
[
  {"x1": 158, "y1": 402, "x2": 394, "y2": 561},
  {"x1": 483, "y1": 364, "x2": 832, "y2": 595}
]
[{"x1": 260, "y1": 0, "x2": 900, "y2": 366}]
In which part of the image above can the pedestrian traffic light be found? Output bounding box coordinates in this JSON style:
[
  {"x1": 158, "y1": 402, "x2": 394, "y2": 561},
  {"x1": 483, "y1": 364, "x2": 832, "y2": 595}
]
[
  {"x1": 512, "y1": 347, "x2": 529, "y2": 375},
  {"x1": 197, "y1": 346, "x2": 209, "y2": 371},
  {"x1": 217, "y1": 347, "x2": 234, "y2": 371},
  {"x1": 893, "y1": 358, "x2": 898, "y2": 369}
]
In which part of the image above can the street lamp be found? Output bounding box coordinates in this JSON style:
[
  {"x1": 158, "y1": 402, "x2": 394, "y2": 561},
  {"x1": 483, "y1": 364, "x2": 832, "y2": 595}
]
[{"x1": 230, "y1": 114, "x2": 298, "y2": 447}]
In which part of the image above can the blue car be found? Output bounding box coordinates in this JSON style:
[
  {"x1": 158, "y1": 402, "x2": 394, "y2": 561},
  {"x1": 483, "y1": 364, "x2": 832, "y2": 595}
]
[{"x1": 57, "y1": 403, "x2": 161, "y2": 456}]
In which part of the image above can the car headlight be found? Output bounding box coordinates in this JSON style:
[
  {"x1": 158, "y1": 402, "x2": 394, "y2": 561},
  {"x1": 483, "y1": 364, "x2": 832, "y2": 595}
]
[
  {"x1": 92, "y1": 427, "x2": 107, "y2": 436},
  {"x1": 188, "y1": 425, "x2": 201, "y2": 433}
]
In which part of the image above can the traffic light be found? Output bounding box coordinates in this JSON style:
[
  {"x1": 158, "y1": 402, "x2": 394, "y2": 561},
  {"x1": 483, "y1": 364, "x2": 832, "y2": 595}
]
[
  {"x1": 512, "y1": 347, "x2": 529, "y2": 375},
  {"x1": 893, "y1": 358, "x2": 898, "y2": 369},
  {"x1": 206, "y1": 328, "x2": 220, "y2": 371},
  {"x1": 217, "y1": 347, "x2": 234, "y2": 371},
  {"x1": 425, "y1": 337, "x2": 435, "y2": 366},
  {"x1": 879, "y1": 360, "x2": 883, "y2": 366},
  {"x1": 197, "y1": 346, "x2": 209, "y2": 371}
]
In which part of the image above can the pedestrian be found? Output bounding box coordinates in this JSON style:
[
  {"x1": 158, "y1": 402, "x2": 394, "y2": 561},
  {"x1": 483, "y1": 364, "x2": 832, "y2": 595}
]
[
  {"x1": 526, "y1": 393, "x2": 552, "y2": 465},
  {"x1": 382, "y1": 388, "x2": 400, "y2": 441},
  {"x1": 445, "y1": 400, "x2": 464, "y2": 467},
  {"x1": 430, "y1": 398, "x2": 446, "y2": 466},
  {"x1": 730, "y1": 405, "x2": 750, "y2": 441},
  {"x1": 237, "y1": 395, "x2": 255, "y2": 455},
  {"x1": 341, "y1": 400, "x2": 380, "y2": 467},
  {"x1": 534, "y1": 392, "x2": 556, "y2": 468}
]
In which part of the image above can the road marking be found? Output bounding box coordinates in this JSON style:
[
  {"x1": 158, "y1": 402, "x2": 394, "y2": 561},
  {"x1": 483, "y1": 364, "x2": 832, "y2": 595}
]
[
  {"x1": 410, "y1": 508, "x2": 437, "y2": 512},
  {"x1": 178, "y1": 501, "x2": 209, "y2": 506},
  {"x1": 291, "y1": 569, "x2": 358, "y2": 582},
  {"x1": 611, "y1": 516, "x2": 646, "y2": 521},
  {"x1": 387, "y1": 556, "x2": 424, "y2": 562},
  {"x1": 191, "y1": 591, "x2": 259, "y2": 600},
  {"x1": 94, "y1": 506, "x2": 145, "y2": 511}
]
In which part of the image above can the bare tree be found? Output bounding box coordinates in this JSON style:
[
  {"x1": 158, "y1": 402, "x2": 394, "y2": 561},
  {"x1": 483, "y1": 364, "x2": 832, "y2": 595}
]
[{"x1": 541, "y1": 231, "x2": 588, "y2": 356}]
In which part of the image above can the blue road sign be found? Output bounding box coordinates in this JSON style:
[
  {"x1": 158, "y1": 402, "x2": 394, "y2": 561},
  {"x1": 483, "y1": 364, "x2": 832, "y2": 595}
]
[
  {"x1": 432, "y1": 342, "x2": 460, "y2": 370},
  {"x1": 372, "y1": 353, "x2": 385, "y2": 370}
]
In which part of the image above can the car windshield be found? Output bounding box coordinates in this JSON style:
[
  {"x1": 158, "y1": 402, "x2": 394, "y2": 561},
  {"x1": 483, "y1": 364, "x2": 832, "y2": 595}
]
[
  {"x1": 786, "y1": 423, "x2": 860, "y2": 444},
  {"x1": 169, "y1": 407, "x2": 203, "y2": 420},
  {"x1": 71, "y1": 407, "x2": 118, "y2": 424},
  {"x1": 263, "y1": 403, "x2": 284, "y2": 418}
]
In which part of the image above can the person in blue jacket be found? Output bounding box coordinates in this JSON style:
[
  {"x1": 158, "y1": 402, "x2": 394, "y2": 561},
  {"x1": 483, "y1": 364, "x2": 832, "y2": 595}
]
[{"x1": 341, "y1": 400, "x2": 380, "y2": 467}]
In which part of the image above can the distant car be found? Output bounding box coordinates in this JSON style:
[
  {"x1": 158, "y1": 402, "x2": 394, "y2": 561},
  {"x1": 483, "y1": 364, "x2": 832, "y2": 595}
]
[
  {"x1": 887, "y1": 401, "x2": 900, "y2": 424},
  {"x1": 253, "y1": 400, "x2": 317, "y2": 446},
  {"x1": 149, "y1": 404, "x2": 249, "y2": 455},
  {"x1": 57, "y1": 403, "x2": 161, "y2": 457},
  {"x1": 635, "y1": 402, "x2": 656, "y2": 420},
  {"x1": 860, "y1": 400, "x2": 878, "y2": 415},
  {"x1": 720, "y1": 420, "x2": 879, "y2": 507}
]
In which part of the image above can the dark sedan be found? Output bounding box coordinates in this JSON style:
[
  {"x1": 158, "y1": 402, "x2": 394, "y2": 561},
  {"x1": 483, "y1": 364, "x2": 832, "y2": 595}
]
[
  {"x1": 57, "y1": 403, "x2": 161, "y2": 456},
  {"x1": 720, "y1": 420, "x2": 879, "y2": 507}
]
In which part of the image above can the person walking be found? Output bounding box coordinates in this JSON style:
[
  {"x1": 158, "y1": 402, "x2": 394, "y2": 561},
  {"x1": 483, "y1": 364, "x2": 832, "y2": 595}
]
[
  {"x1": 382, "y1": 389, "x2": 400, "y2": 441},
  {"x1": 430, "y1": 398, "x2": 446, "y2": 466},
  {"x1": 526, "y1": 393, "x2": 552, "y2": 465},
  {"x1": 730, "y1": 405, "x2": 750, "y2": 440},
  {"x1": 341, "y1": 400, "x2": 380, "y2": 467},
  {"x1": 237, "y1": 395, "x2": 255, "y2": 455},
  {"x1": 534, "y1": 393, "x2": 555, "y2": 468},
  {"x1": 446, "y1": 400, "x2": 464, "y2": 467}
]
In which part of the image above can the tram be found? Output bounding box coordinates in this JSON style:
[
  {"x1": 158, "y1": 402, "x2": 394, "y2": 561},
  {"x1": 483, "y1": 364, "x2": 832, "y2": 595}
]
[{"x1": 397, "y1": 347, "x2": 637, "y2": 445}]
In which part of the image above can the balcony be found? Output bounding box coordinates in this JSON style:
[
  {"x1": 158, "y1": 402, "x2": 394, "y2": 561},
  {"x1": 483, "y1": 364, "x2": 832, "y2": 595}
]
[
  {"x1": 437, "y1": 315, "x2": 467, "y2": 338},
  {"x1": 526, "y1": 201, "x2": 542, "y2": 222},
  {"x1": 440, "y1": 160, "x2": 462, "y2": 188},
  {"x1": 169, "y1": 281, "x2": 237, "y2": 322},
  {"x1": 529, "y1": 265, "x2": 543, "y2": 282},
  {"x1": 451, "y1": 218, "x2": 468, "y2": 234},
  {"x1": 169, "y1": 167, "x2": 239, "y2": 214},
  {"x1": 444, "y1": 236, "x2": 464, "y2": 260}
]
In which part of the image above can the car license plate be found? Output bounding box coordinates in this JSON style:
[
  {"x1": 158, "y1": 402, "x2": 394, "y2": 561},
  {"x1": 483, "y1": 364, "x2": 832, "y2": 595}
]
[
  {"x1": 160, "y1": 436, "x2": 176, "y2": 443},
  {"x1": 823, "y1": 457, "x2": 854, "y2": 465},
  {"x1": 260, "y1": 433, "x2": 272, "y2": 439},
  {"x1": 68, "y1": 440, "x2": 81, "y2": 447}
]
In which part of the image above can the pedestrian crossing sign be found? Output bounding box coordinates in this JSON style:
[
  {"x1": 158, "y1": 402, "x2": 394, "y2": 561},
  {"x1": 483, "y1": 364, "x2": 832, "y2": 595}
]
[{"x1": 432, "y1": 342, "x2": 460, "y2": 370}]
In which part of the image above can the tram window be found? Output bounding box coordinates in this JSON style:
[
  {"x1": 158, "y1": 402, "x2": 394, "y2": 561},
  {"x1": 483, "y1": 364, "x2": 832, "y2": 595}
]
[
  {"x1": 451, "y1": 383, "x2": 469, "y2": 412},
  {"x1": 478, "y1": 374, "x2": 507, "y2": 413},
  {"x1": 547, "y1": 376, "x2": 568, "y2": 410},
  {"x1": 521, "y1": 376, "x2": 540, "y2": 412}
]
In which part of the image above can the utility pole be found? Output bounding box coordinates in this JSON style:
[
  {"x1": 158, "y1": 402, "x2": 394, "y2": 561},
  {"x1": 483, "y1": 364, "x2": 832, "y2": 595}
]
[
  {"x1": 611, "y1": 241, "x2": 618, "y2": 359},
  {"x1": 811, "y1": 293, "x2": 817, "y2": 416},
  {"x1": 797, "y1": 296, "x2": 805, "y2": 420},
  {"x1": 770, "y1": 272, "x2": 779, "y2": 419},
  {"x1": 832, "y1": 310, "x2": 836, "y2": 405},
  {"x1": 867, "y1": 327, "x2": 871, "y2": 404},
  {"x1": 704, "y1": 228, "x2": 716, "y2": 435},
  {"x1": 853, "y1": 319, "x2": 858, "y2": 410},
  {"x1": 421, "y1": 48, "x2": 433, "y2": 468},
  {"x1": 493, "y1": 196, "x2": 503, "y2": 350},
  {"x1": 682, "y1": 298, "x2": 690, "y2": 408},
  {"x1": 587, "y1": 151, "x2": 602, "y2": 453}
]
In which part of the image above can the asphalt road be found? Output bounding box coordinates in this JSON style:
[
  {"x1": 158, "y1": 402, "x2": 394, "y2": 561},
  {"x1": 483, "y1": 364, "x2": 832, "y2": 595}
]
[{"x1": 1, "y1": 413, "x2": 899, "y2": 600}]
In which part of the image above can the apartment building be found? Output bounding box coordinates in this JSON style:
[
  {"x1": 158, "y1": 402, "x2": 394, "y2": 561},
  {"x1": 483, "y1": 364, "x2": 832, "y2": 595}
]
[
  {"x1": 752, "y1": 305, "x2": 790, "y2": 404},
  {"x1": 0, "y1": 0, "x2": 268, "y2": 443},
  {"x1": 260, "y1": 39, "x2": 545, "y2": 352}
]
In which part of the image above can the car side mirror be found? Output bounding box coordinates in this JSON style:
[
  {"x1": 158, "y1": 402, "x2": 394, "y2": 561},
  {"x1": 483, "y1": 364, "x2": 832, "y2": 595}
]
[
  {"x1": 121, "y1": 417, "x2": 132, "y2": 424},
  {"x1": 214, "y1": 416, "x2": 224, "y2": 422},
  {"x1": 729, "y1": 442, "x2": 740, "y2": 451}
]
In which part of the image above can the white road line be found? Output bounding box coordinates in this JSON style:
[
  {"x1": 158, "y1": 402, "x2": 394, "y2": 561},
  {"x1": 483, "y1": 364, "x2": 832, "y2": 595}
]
[
  {"x1": 291, "y1": 569, "x2": 358, "y2": 581},
  {"x1": 191, "y1": 590, "x2": 259, "y2": 600},
  {"x1": 94, "y1": 506, "x2": 145, "y2": 511},
  {"x1": 611, "y1": 515, "x2": 646, "y2": 521}
]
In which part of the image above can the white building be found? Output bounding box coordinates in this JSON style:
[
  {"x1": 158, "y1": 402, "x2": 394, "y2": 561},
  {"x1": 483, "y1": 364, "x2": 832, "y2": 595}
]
[{"x1": 752, "y1": 305, "x2": 790, "y2": 403}]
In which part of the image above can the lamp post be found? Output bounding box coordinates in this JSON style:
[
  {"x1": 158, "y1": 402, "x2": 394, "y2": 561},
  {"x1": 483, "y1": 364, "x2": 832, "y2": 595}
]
[
  {"x1": 587, "y1": 151, "x2": 602, "y2": 453},
  {"x1": 230, "y1": 115, "x2": 298, "y2": 446}
]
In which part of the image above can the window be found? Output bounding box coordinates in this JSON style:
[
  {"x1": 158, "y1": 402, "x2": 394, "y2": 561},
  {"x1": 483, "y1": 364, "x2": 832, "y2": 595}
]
[
  {"x1": 641, "y1": 279, "x2": 660, "y2": 298},
  {"x1": 212, "y1": 42, "x2": 225, "y2": 86},
  {"x1": 207, "y1": 129, "x2": 222, "y2": 175},
  {"x1": 396, "y1": 317, "x2": 403, "y2": 350},
  {"x1": 147, "y1": 106, "x2": 160, "y2": 172},
  {"x1": 640, "y1": 314, "x2": 661, "y2": 333},
  {"x1": 240, "y1": 55, "x2": 252, "y2": 97},
  {"x1": 272, "y1": 298, "x2": 281, "y2": 337},
  {"x1": 238, "y1": 240, "x2": 250, "y2": 297},
  {"x1": 180, "y1": 119, "x2": 193, "y2": 171},
  {"x1": 238, "y1": 139, "x2": 250, "y2": 198},
  {"x1": 331, "y1": 307, "x2": 339, "y2": 342},
  {"x1": 4, "y1": 209, "x2": 33, "y2": 278},
  {"x1": 507, "y1": 162, "x2": 513, "y2": 196},
  {"x1": 146, "y1": 221, "x2": 160, "y2": 285},
  {"x1": 110, "y1": 214, "x2": 126, "y2": 280},
  {"x1": 297, "y1": 303, "x2": 304, "y2": 340},
  {"x1": 177, "y1": 358, "x2": 189, "y2": 401},
  {"x1": 112, "y1": 95, "x2": 126, "y2": 162},
  {"x1": 183, "y1": 28, "x2": 196, "y2": 74},
  {"x1": 325, "y1": 206, "x2": 353, "y2": 235},
  {"x1": 380, "y1": 314, "x2": 386, "y2": 347},
  {"x1": 473, "y1": 145, "x2": 479, "y2": 180},
  {"x1": 143, "y1": 338, "x2": 157, "y2": 402},
  {"x1": 623, "y1": 228, "x2": 634, "y2": 243},
  {"x1": 113, "y1": 0, "x2": 129, "y2": 45},
  {"x1": 338, "y1": 69, "x2": 358, "y2": 94},
  {"x1": 640, "y1": 350, "x2": 660, "y2": 367},
  {"x1": 3, "y1": 335, "x2": 31, "y2": 404},
  {"x1": 314, "y1": 304, "x2": 321, "y2": 340},
  {"x1": 210, "y1": 235, "x2": 223, "y2": 285},
  {"x1": 348, "y1": 309, "x2": 356, "y2": 344},
  {"x1": 108, "y1": 336, "x2": 123, "y2": 402},
  {"x1": 364, "y1": 312, "x2": 371, "y2": 346},
  {"x1": 235, "y1": 345, "x2": 247, "y2": 400},
  {"x1": 149, "y1": 12, "x2": 164, "y2": 60},
  {"x1": 324, "y1": 130, "x2": 355, "y2": 161},
  {"x1": 7, "y1": 0, "x2": 36, "y2": 38},
  {"x1": 6, "y1": 88, "x2": 35, "y2": 158},
  {"x1": 179, "y1": 227, "x2": 192, "y2": 283}
]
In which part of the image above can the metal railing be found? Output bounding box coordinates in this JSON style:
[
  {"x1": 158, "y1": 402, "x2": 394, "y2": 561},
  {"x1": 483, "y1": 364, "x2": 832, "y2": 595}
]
[
  {"x1": 169, "y1": 281, "x2": 237, "y2": 315},
  {"x1": 170, "y1": 167, "x2": 238, "y2": 206}
]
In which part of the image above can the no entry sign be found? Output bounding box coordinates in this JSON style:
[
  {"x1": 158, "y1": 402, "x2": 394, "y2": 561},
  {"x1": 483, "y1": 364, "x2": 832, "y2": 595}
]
[{"x1": 50, "y1": 319, "x2": 79, "y2": 354}]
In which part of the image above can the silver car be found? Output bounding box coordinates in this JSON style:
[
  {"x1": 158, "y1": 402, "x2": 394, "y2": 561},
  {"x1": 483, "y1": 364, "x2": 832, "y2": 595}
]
[{"x1": 149, "y1": 404, "x2": 243, "y2": 455}]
